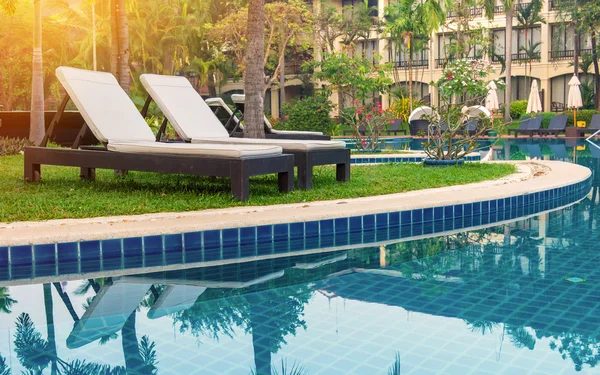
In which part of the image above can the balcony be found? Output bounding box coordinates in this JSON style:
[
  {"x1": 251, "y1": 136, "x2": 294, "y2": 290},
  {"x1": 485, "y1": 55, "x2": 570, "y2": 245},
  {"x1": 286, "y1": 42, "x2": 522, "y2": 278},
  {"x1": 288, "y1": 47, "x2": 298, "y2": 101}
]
[
  {"x1": 491, "y1": 52, "x2": 540, "y2": 63},
  {"x1": 549, "y1": 49, "x2": 594, "y2": 61},
  {"x1": 514, "y1": 2, "x2": 532, "y2": 11},
  {"x1": 549, "y1": 0, "x2": 561, "y2": 10},
  {"x1": 494, "y1": 5, "x2": 505, "y2": 14},
  {"x1": 447, "y1": 7, "x2": 483, "y2": 18},
  {"x1": 392, "y1": 60, "x2": 429, "y2": 69},
  {"x1": 493, "y1": 2, "x2": 533, "y2": 14}
]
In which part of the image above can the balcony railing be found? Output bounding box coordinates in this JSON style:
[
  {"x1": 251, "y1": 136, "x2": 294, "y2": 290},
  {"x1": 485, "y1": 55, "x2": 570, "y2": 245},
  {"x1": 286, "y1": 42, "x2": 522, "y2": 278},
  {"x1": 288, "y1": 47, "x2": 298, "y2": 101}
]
[
  {"x1": 549, "y1": 49, "x2": 593, "y2": 61},
  {"x1": 549, "y1": 0, "x2": 561, "y2": 9},
  {"x1": 514, "y1": 2, "x2": 532, "y2": 11},
  {"x1": 494, "y1": 5, "x2": 505, "y2": 13},
  {"x1": 491, "y1": 52, "x2": 540, "y2": 62},
  {"x1": 447, "y1": 7, "x2": 482, "y2": 18},
  {"x1": 392, "y1": 59, "x2": 429, "y2": 68}
]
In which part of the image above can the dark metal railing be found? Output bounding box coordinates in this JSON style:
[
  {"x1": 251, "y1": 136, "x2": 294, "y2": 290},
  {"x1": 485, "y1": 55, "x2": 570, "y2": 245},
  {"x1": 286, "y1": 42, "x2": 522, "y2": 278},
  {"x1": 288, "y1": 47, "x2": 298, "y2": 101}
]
[
  {"x1": 392, "y1": 59, "x2": 429, "y2": 68},
  {"x1": 549, "y1": 49, "x2": 593, "y2": 60},
  {"x1": 514, "y1": 2, "x2": 532, "y2": 11},
  {"x1": 491, "y1": 52, "x2": 540, "y2": 62},
  {"x1": 447, "y1": 7, "x2": 483, "y2": 18},
  {"x1": 494, "y1": 5, "x2": 505, "y2": 13}
]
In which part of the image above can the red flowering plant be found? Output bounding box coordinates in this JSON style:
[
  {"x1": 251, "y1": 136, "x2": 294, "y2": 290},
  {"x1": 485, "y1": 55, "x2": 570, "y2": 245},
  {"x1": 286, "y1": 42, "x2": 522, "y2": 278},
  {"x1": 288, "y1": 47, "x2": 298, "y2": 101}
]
[{"x1": 342, "y1": 101, "x2": 395, "y2": 151}]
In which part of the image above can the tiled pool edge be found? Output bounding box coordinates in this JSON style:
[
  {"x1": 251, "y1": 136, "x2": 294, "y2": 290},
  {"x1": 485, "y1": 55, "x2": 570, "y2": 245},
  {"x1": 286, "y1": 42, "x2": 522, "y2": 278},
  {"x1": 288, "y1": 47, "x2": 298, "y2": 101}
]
[
  {"x1": 350, "y1": 154, "x2": 481, "y2": 164},
  {"x1": 0, "y1": 170, "x2": 592, "y2": 283}
]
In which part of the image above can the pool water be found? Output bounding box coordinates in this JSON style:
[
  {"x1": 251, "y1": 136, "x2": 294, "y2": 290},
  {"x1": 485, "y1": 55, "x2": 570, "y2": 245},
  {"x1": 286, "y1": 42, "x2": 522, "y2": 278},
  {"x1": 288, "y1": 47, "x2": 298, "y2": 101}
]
[{"x1": 1, "y1": 139, "x2": 600, "y2": 375}]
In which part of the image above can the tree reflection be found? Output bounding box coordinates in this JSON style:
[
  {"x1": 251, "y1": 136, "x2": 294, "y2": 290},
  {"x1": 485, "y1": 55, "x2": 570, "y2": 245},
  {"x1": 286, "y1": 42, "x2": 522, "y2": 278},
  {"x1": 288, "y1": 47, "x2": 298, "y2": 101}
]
[
  {"x1": 0, "y1": 354, "x2": 10, "y2": 375},
  {"x1": 387, "y1": 352, "x2": 401, "y2": 375},
  {"x1": 13, "y1": 313, "x2": 52, "y2": 374},
  {"x1": 0, "y1": 287, "x2": 16, "y2": 314},
  {"x1": 549, "y1": 333, "x2": 600, "y2": 372}
]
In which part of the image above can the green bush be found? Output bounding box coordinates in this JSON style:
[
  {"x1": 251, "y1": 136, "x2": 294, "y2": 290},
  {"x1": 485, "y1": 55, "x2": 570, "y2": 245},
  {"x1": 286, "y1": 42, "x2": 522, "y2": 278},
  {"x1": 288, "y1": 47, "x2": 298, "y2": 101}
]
[
  {"x1": 565, "y1": 109, "x2": 600, "y2": 127},
  {"x1": 281, "y1": 95, "x2": 337, "y2": 135},
  {"x1": 0, "y1": 136, "x2": 34, "y2": 156},
  {"x1": 540, "y1": 112, "x2": 556, "y2": 128},
  {"x1": 510, "y1": 100, "x2": 528, "y2": 119}
]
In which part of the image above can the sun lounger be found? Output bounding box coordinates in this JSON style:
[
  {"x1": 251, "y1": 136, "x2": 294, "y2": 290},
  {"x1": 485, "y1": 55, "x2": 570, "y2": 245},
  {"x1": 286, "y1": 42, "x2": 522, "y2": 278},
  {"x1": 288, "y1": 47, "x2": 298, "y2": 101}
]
[
  {"x1": 548, "y1": 143, "x2": 569, "y2": 159},
  {"x1": 527, "y1": 143, "x2": 543, "y2": 159},
  {"x1": 343, "y1": 125, "x2": 366, "y2": 136},
  {"x1": 384, "y1": 119, "x2": 407, "y2": 136},
  {"x1": 140, "y1": 74, "x2": 350, "y2": 189},
  {"x1": 509, "y1": 115, "x2": 542, "y2": 137},
  {"x1": 229, "y1": 94, "x2": 331, "y2": 140},
  {"x1": 464, "y1": 120, "x2": 478, "y2": 136},
  {"x1": 576, "y1": 114, "x2": 600, "y2": 137},
  {"x1": 24, "y1": 67, "x2": 294, "y2": 201},
  {"x1": 538, "y1": 114, "x2": 567, "y2": 136},
  {"x1": 409, "y1": 119, "x2": 430, "y2": 136},
  {"x1": 147, "y1": 285, "x2": 207, "y2": 319}
]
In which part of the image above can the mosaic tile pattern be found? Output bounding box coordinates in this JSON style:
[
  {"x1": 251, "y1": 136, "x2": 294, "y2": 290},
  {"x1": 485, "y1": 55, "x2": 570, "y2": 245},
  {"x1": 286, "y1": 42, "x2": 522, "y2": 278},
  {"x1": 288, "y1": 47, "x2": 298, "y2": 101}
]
[
  {"x1": 351, "y1": 154, "x2": 480, "y2": 164},
  {"x1": 1, "y1": 176, "x2": 591, "y2": 282}
]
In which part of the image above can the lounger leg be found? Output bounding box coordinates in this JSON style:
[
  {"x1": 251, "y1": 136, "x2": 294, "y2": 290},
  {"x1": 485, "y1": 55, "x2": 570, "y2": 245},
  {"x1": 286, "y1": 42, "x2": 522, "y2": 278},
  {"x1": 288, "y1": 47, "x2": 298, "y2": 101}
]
[
  {"x1": 24, "y1": 157, "x2": 41, "y2": 182},
  {"x1": 278, "y1": 169, "x2": 294, "y2": 193},
  {"x1": 336, "y1": 150, "x2": 351, "y2": 183},
  {"x1": 296, "y1": 154, "x2": 312, "y2": 190},
  {"x1": 80, "y1": 167, "x2": 96, "y2": 181},
  {"x1": 230, "y1": 163, "x2": 249, "y2": 201}
]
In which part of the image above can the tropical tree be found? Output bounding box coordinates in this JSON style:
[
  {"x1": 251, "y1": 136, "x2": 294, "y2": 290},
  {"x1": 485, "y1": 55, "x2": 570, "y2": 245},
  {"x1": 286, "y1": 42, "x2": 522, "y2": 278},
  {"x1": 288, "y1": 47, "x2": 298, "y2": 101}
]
[
  {"x1": 245, "y1": 0, "x2": 265, "y2": 138},
  {"x1": 111, "y1": 0, "x2": 129, "y2": 92},
  {"x1": 484, "y1": 0, "x2": 517, "y2": 121},
  {"x1": 13, "y1": 313, "x2": 53, "y2": 373},
  {"x1": 0, "y1": 287, "x2": 16, "y2": 314},
  {"x1": 0, "y1": 354, "x2": 10, "y2": 375},
  {"x1": 515, "y1": 0, "x2": 545, "y2": 89},
  {"x1": 30, "y1": 0, "x2": 45, "y2": 145},
  {"x1": 0, "y1": 0, "x2": 16, "y2": 13},
  {"x1": 519, "y1": 41, "x2": 542, "y2": 89},
  {"x1": 387, "y1": 352, "x2": 401, "y2": 375},
  {"x1": 384, "y1": 0, "x2": 445, "y2": 112}
]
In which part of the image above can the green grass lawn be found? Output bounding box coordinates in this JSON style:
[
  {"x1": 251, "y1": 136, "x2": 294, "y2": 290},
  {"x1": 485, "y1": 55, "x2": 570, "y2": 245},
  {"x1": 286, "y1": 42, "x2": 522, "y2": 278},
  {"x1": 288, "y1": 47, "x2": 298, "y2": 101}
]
[{"x1": 0, "y1": 155, "x2": 516, "y2": 223}]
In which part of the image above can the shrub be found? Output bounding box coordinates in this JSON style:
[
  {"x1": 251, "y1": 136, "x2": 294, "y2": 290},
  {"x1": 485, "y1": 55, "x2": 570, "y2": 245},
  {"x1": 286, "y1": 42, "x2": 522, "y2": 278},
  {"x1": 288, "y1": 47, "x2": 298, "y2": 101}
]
[
  {"x1": 510, "y1": 100, "x2": 528, "y2": 119},
  {"x1": 389, "y1": 97, "x2": 422, "y2": 122},
  {"x1": 0, "y1": 137, "x2": 35, "y2": 156},
  {"x1": 539, "y1": 112, "x2": 555, "y2": 128},
  {"x1": 565, "y1": 109, "x2": 600, "y2": 126},
  {"x1": 281, "y1": 94, "x2": 336, "y2": 135}
]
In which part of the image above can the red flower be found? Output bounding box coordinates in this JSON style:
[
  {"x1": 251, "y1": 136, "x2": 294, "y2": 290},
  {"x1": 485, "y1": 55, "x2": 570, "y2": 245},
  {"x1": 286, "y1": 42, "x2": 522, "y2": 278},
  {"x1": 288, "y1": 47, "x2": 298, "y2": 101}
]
[{"x1": 367, "y1": 114, "x2": 373, "y2": 119}]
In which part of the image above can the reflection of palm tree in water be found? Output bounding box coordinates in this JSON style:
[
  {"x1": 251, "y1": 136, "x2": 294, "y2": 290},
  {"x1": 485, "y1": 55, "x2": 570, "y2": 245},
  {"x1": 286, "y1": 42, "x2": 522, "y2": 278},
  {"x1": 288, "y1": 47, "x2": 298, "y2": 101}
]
[
  {"x1": 0, "y1": 287, "x2": 16, "y2": 314},
  {"x1": 0, "y1": 354, "x2": 10, "y2": 375}
]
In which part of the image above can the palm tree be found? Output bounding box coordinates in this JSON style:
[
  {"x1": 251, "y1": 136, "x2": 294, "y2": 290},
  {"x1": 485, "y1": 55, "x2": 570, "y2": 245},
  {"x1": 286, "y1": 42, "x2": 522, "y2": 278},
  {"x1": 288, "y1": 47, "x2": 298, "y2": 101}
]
[
  {"x1": 110, "y1": 0, "x2": 129, "y2": 92},
  {"x1": 515, "y1": 0, "x2": 545, "y2": 89},
  {"x1": 387, "y1": 352, "x2": 401, "y2": 375},
  {"x1": 13, "y1": 313, "x2": 52, "y2": 374},
  {"x1": 0, "y1": 0, "x2": 16, "y2": 13},
  {"x1": 519, "y1": 41, "x2": 542, "y2": 89},
  {"x1": 0, "y1": 287, "x2": 16, "y2": 314},
  {"x1": 385, "y1": 0, "x2": 445, "y2": 112},
  {"x1": 245, "y1": 0, "x2": 266, "y2": 138},
  {"x1": 30, "y1": 0, "x2": 45, "y2": 145},
  {"x1": 484, "y1": 0, "x2": 517, "y2": 122},
  {"x1": 0, "y1": 354, "x2": 10, "y2": 375}
]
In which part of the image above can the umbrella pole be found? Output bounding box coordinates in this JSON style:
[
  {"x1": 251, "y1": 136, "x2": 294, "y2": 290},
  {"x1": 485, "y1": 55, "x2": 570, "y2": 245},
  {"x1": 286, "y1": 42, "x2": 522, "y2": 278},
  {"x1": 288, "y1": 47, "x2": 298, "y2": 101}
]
[{"x1": 574, "y1": 109, "x2": 577, "y2": 129}]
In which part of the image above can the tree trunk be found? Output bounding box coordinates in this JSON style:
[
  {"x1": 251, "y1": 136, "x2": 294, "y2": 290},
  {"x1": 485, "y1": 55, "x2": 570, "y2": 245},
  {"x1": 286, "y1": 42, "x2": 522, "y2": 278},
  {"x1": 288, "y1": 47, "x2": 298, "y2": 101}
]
[
  {"x1": 504, "y1": 5, "x2": 513, "y2": 123},
  {"x1": 122, "y1": 311, "x2": 145, "y2": 375},
  {"x1": 207, "y1": 69, "x2": 217, "y2": 97},
  {"x1": 592, "y1": 32, "x2": 600, "y2": 110},
  {"x1": 408, "y1": 36, "x2": 413, "y2": 113},
  {"x1": 43, "y1": 284, "x2": 58, "y2": 375},
  {"x1": 29, "y1": 0, "x2": 45, "y2": 145},
  {"x1": 110, "y1": 0, "x2": 119, "y2": 77},
  {"x1": 251, "y1": 305, "x2": 272, "y2": 375},
  {"x1": 116, "y1": 0, "x2": 130, "y2": 93},
  {"x1": 279, "y1": 51, "x2": 285, "y2": 121},
  {"x1": 244, "y1": 0, "x2": 266, "y2": 138},
  {"x1": 574, "y1": 25, "x2": 580, "y2": 77}
]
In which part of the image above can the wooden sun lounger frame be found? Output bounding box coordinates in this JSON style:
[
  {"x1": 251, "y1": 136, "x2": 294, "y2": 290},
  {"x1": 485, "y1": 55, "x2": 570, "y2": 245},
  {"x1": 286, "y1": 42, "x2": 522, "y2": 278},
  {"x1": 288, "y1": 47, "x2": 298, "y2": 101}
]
[
  {"x1": 142, "y1": 96, "x2": 351, "y2": 190},
  {"x1": 24, "y1": 94, "x2": 295, "y2": 201}
]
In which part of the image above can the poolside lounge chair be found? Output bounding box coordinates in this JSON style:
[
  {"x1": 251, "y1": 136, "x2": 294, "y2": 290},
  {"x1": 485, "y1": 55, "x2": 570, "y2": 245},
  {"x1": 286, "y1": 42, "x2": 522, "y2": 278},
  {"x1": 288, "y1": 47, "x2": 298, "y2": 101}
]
[
  {"x1": 464, "y1": 120, "x2": 478, "y2": 136},
  {"x1": 409, "y1": 119, "x2": 430, "y2": 136},
  {"x1": 509, "y1": 115, "x2": 542, "y2": 137},
  {"x1": 343, "y1": 125, "x2": 366, "y2": 136},
  {"x1": 140, "y1": 74, "x2": 350, "y2": 189},
  {"x1": 24, "y1": 67, "x2": 294, "y2": 201},
  {"x1": 576, "y1": 114, "x2": 600, "y2": 137},
  {"x1": 384, "y1": 119, "x2": 407, "y2": 136},
  {"x1": 205, "y1": 94, "x2": 330, "y2": 140},
  {"x1": 538, "y1": 114, "x2": 568, "y2": 137}
]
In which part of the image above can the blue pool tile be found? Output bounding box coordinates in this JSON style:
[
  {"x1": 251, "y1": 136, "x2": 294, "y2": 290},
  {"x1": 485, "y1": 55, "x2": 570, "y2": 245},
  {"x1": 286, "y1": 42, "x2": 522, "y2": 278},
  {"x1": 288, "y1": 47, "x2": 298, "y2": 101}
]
[
  {"x1": 401, "y1": 211, "x2": 412, "y2": 225},
  {"x1": 101, "y1": 239, "x2": 122, "y2": 271},
  {"x1": 203, "y1": 230, "x2": 222, "y2": 261},
  {"x1": 423, "y1": 222, "x2": 434, "y2": 235},
  {"x1": 444, "y1": 205, "x2": 453, "y2": 220},
  {"x1": 389, "y1": 226, "x2": 400, "y2": 240},
  {"x1": 34, "y1": 244, "x2": 56, "y2": 277},
  {"x1": 164, "y1": 234, "x2": 183, "y2": 264},
  {"x1": 454, "y1": 205, "x2": 463, "y2": 218},
  {"x1": 434, "y1": 220, "x2": 444, "y2": 233},
  {"x1": 473, "y1": 202, "x2": 481, "y2": 215},
  {"x1": 401, "y1": 224, "x2": 412, "y2": 238},
  {"x1": 123, "y1": 237, "x2": 144, "y2": 268},
  {"x1": 376, "y1": 213, "x2": 388, "y2": 229},
  {"x1": 349, "y1": 231, "x2": 362, "y2": 245},
  {"x1": 389, "y1": 212, "x2": 400, "y2": 227},
  {"x1": 363, "y1": 215, "x2": 375, "y2": 230},
  {"x1": 240, "y1": 227, "x2": 257, "y2": 257},
  {"x1": 0, "y1": 247, "x2": 7, "y2": 280},
  {"x1": 412, "y1": 209, "x2": 423, "y2": 223},
  {"x1": 222, "y1": 228, "x2": 240, "y2": 259},
  {"x1": 183, "y1": 232, "x2": 202, "y2": 264},
  {"x1": 349, "y1": 216, "x2": 362, "y2": 232},
  {"x1": 434, "y1": 207, "x2": 443, "y2": 221},
  {"x1": 423, "y1": 208, "x2": 433, "y2": 223},
  {"x1": 80, "y1": 240, "x2": 101, "y2": 273},
  {"x1": 321, "y1": 220, "x2": 334, "y2": 247},
  {"x1": 10, "y1": 245, "x2": 32, "y2": 279},
  {"x1": 443, "y1": 218, "x2": 453, "y2": 231},
  {"x1": 363, "y1": 229, "x2": 376, "y2": 243},
  {"x1": 144, "y1": 235, "x2": 164, "y2": 267},
  {"x1": 273, "y1": 224, "x2": 289, "y2": 254},
  {"x1": 464, "y1": 203, "x2": 473, "y2": 217},
  {"x1": 305, "y1": 221, "x2": 320, "y2": 250},
  {"x1": 497, "y1": 199, "x2": 504, "y2": 211},
  {"x1": 335, "y1": 218, "x2": 349, "y2": 234}
]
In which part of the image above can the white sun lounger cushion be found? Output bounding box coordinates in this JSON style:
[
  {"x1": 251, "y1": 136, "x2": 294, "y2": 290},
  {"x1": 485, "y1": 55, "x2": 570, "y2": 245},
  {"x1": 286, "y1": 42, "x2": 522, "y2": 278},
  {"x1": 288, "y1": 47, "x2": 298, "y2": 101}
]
[
  {"x1": 108, "y1": 141, "x2": 282, "y2": 158},
  {"x1": 140, "y1": 74, "x2": 345, "y2": 151},
  {"x1": 56, "y1": 66, "x2": 156, "y2": 144}
]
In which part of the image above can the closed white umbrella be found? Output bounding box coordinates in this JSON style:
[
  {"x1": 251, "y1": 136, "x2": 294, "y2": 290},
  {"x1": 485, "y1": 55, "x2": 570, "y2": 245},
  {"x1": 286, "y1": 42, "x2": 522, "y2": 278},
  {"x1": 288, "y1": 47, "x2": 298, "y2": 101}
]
[
  {"x1": 526, "y1": 80, "x2": 542, "y2": 114},
  {"x1": 568, "y1": 74, "x2": 583, "y2": 127},
  {"x1": 485, "y1": 81, "x2": 499, "y2": 112}
]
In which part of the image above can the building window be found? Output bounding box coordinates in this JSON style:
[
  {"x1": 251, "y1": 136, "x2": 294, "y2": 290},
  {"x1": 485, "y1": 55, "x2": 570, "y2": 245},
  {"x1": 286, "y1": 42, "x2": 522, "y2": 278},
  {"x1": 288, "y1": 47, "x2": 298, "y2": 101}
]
[
  {"x1": 436, "y1": 34, "x2": 483, "y2": 67},
  {"x1": 342, "y1": 0, "x2": 379, "y2": 17},
  {"x1": 389, "y1": 41, "x2": 429, "y2": 68},
  {"x1": 492, "y1": 27, "x2": 541, "y2": 62},
  {"x1": 497, "y1": 76, "x2": 540, "y2": 104},
  {"x1": 357, "y1": 40, "x2": 379, "y2": 64},
  {"x1": 392, "y1": 82, "x2": 430, "y2": 104},
  {"x1": 550, "y1": 24, "x2": 593, "y2": 60},
  {"x1": 551, "y1": 73, "x2": 595, "y2": 110}
]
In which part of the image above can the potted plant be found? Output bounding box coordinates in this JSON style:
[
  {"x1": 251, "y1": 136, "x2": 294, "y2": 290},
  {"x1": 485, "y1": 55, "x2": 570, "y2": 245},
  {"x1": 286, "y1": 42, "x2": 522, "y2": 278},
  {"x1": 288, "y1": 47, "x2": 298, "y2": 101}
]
[
  {"x1": 423, "y1": 59, "x2": 504, "y2": 166},
  {"x1": 342, "y1": 101, "x2": 395, "y2": 152}
]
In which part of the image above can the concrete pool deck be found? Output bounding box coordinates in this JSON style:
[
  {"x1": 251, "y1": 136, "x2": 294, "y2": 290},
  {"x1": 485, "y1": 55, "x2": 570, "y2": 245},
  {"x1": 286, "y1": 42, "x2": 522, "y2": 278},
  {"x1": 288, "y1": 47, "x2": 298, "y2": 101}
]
[{"x1": 0, "y1": 161, "x2": 591, "y2": 247}]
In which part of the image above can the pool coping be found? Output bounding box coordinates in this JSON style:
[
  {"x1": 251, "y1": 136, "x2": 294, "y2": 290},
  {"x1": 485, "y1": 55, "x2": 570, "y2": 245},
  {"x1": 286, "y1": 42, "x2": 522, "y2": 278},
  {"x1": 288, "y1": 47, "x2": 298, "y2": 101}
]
[{"x1": 0, "y1": 160, "x2": 590, "y2": 247}]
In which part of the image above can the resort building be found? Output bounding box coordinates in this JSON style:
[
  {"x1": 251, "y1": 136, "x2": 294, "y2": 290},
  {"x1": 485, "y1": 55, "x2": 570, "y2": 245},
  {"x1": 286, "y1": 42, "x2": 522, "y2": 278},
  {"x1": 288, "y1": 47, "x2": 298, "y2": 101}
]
[{"x1": 218, "y1": 0, "x2": 587, "y2": 118}]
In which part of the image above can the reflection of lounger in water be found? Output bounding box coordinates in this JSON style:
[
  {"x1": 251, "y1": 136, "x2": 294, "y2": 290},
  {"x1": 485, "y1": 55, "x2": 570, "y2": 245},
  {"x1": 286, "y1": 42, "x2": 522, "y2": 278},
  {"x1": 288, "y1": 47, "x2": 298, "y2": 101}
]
[
  {"x1": 147, "y1": 285, "x2": 208, "y2": 319},
  {"x1": 548, "y1": 144, "x2": 569, "y2": 159},
  {"x1": 590, "y1": 144, "x2": 600, "y2": 158},
  {"x1": 66, "y1": 278, "x2": 151, "y2": 349},
  {"x1": 293, "y1": 253, "x2": 348, "y2": 270}
]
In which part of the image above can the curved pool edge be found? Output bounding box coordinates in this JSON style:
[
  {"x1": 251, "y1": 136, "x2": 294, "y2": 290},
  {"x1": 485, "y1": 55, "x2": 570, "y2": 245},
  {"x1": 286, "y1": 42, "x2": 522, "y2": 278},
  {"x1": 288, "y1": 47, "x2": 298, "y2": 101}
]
[{"x1": 0, "y1": 161, "x2": 590, "y2": 248}]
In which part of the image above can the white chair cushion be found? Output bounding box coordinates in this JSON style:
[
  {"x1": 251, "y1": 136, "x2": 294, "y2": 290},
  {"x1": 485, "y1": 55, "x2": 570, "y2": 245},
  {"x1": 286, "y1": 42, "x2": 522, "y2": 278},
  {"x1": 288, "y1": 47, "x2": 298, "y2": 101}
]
[
  {"x1": 191, "y1": 137, "x2": 346, "y2": 152},
  {"x1": 140, "y1": 74, "x2": 229, "y2": 140},
  {"x1": 108, "y1": 141, "x2": 283, "y2": 158},
  {"x1": 56, "y1": 67, "x2": 155, "y2": 144}
]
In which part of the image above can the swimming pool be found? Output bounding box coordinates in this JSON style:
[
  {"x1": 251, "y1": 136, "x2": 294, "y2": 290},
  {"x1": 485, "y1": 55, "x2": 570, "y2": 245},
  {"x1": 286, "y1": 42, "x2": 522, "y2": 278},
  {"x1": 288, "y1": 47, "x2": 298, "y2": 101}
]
[{"x1": 1, "y1": 139, "x2": 599, "y2": 374}]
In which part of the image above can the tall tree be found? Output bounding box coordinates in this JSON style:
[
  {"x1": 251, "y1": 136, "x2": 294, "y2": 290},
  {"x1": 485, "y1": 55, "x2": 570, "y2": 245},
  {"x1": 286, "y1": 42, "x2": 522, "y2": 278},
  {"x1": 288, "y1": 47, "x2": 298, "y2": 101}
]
[
  {"x1": 245, "y1": 0, "x2": 266, "y2": 138},
  {"x1": 30, "y1": 0, "x2": 45, "y2": 145},
  {"x1": 111, "y1": 0, "x2": 129, "y2": 92},
  {"x1": 485, "y1": 0, "x2": 516, "y2": 121},
  {"x1": 515, "y1": 0, "x2": 545, "y2": 89}
]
